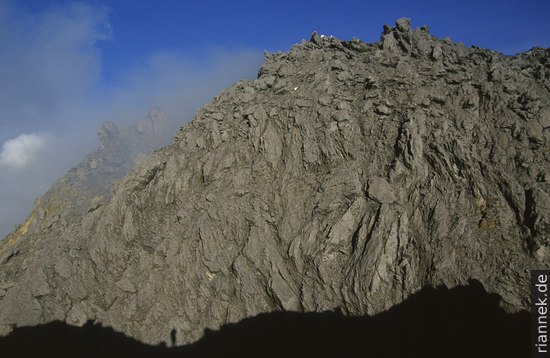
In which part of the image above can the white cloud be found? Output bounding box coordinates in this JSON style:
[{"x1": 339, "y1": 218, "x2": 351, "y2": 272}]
[
  {"x1": 0, "y1": 1, "x2": 263, "y2": 239},
  {"x1": 0, "y1": 133, "x2": 49, "y2": 169},
  {"x1": 102, "y1": 47, "x2": 264, "y2": 125},
  {"x1": 0, "y1": 1, "x2": 111, "y2": 132}
]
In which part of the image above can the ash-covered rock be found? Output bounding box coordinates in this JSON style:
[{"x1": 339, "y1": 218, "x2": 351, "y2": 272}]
[
  {"x1": 0, "y1": 18, "x2": 549, "y2": 346},
  {"x1": 0, "y1": 106, "x2": 171, "y2": 269}
]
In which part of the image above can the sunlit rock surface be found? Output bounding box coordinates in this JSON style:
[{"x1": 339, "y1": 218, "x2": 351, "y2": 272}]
[{"x1": 0, "y1": 18, "x2": 549, "y2": 346}]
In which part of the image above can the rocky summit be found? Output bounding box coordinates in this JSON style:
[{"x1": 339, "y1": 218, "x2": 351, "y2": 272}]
[{"x1": 0, "y1": 18, "x2": 549, "y2": 347}]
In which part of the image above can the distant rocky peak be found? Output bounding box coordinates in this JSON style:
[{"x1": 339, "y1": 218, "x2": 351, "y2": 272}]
[
  {"x1": 136, "y1": 106, "x2": 167, "y2": 136},
  {"x1": 97, "y1": 121, "x2": 120, "y2": 149}
]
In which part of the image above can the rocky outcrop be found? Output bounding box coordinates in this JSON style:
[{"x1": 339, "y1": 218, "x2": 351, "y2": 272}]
[
  {"x1": 0, "y1": 106, "x2": 170, "y2": 262},
  {"x1": 0, "y1": 18, "x2": 549, "y2": 346}
]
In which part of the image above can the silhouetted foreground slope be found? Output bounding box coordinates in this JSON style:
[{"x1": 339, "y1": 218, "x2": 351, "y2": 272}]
[{"x1": 0, "y1": 281, "x2": 529, "y2": 358}]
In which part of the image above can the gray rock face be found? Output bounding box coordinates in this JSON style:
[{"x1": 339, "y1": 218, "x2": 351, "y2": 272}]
[
  {"x1": 0, "y1": 107, "x2": 170, "y2": 233},
  {"x1": 1, "y1": 19, "x2": 549, "y2": 345}
]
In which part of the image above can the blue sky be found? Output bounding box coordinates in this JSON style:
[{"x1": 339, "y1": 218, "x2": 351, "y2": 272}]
[
  {"x1": 0, "y1": 0, "x2": 549, "y2": 238},
  {"x1": 12, "y1": 0, "x2": 550, "y2": 86}
]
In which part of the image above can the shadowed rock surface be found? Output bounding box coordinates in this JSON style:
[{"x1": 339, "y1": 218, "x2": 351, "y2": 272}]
[
  {"x1": 0, "y1": 18, "x2": 548, "y2": 346},
  {"x1": 0, "y1": 281, "x2": 531, "y2": 358}
]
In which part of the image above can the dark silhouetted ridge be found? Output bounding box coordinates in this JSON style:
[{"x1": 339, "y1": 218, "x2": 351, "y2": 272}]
[{"x1": 0, "y1": 280, "x2": 529, "y2": 358}]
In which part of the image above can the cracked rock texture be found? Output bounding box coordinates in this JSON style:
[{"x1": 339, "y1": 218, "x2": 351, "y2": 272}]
[
  {"x1": 0, "y1": 18, "x2": 549, "y2": 345},
  {"x1": 0, "y1": 107, "x2": 170, "y2": 240}
]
